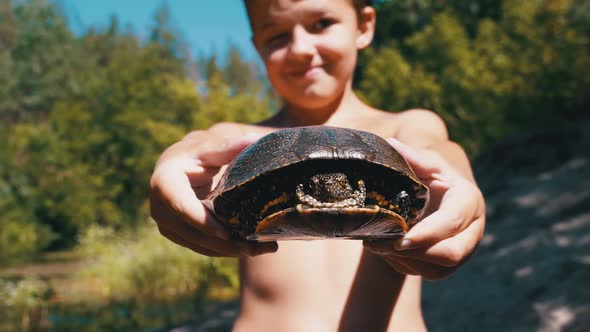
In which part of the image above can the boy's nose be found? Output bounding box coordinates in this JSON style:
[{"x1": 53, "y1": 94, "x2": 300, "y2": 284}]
[{"x1": 288, "y1": 25, "x2": 315, "y2": 59}]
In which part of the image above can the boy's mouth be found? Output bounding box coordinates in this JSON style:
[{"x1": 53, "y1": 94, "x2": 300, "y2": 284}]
[{"x1": 287, "y1": 66, "x2": 324, "y2": 80}]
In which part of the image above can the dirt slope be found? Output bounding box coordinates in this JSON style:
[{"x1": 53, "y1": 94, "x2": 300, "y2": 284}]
[{"x1": 423, "y1": 128, "x2": 590, "y2": 332}]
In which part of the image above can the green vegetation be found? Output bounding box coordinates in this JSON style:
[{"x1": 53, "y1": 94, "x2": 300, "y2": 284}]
[
  {"x1": 0, "y1": 277, "x2": 53, "y2": 331},
  {"x1": 0, "y1": 0, "x2": 588, "y2": 330},
  {"x1": 76, "y1": 223, "x2": 238, "y2": 302},
  {"x1": 0, "y1": 223, "x2": 239, "y2": 331},
  {"x1": 361, "y1": 0, "x2": 590, "y2": 154},
  {"x1": 0, "y1": 0, "x2": 273, "y2": 262}
]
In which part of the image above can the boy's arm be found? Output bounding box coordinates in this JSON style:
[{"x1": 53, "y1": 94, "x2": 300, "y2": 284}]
[{"x1": 364, "y1": 110, "x2": 486, "y2": 280}]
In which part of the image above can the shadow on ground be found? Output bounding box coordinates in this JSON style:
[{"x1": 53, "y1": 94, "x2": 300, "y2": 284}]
[{"x1": 423, "y1": 127, "x2": 590, "y2": 332}]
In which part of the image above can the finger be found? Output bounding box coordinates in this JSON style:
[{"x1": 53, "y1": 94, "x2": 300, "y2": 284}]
[
  {"x1": 387, "y1": 138, "x2": 449, "y2": 179},
  {"x1": 151, "y1": 165, "x2": 231, "y2": 239},
  {"x1": 379, "y1": 255, "x2": 420, "y2": 276},
  {"x1": 368, "y1": 216, "x2": 485, "y2": 267},
  {"x1": 151, "y1": 200, "x2": 232, "y2": 255},
  {"x1": 411, "y1": 215, "x2": 484, "y2": 267},
  {"x1": 397, "y1": 182, "x2": 483, "y2": 250},
  {"x1": 158, "y1": 225, "x2": 234, "y2": 257},
  {"x1": 386, "y1": 256, "x2": 458, "y2": 281},
  {"x1": 185, "y1": 134, "x2": 263, "y2": 190},
  {"x1": 154, "y1": 200, "x2": 279, "y2": 257},
  {"x1": 199, "y1": 133, "x2": 262, "y2": 166},
  {"x1": 187, "y1": 165, "x2": 222, "y2": 189},
  {"x1": 194, "y1": 179, "x2": 216, "y2": 200},
  {"x1": 156, "y1": 216, "x2": 244, "y2": 257},
  {"x1": 367, "y1": 241, "x2": 458, "y2": 280}
]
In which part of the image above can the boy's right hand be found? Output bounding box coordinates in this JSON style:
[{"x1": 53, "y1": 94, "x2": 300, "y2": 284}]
[{"x1": 150, "y1": 131, "x2": 279, "y2": 257}]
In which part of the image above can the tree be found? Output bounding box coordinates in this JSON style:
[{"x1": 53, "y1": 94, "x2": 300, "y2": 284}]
[
  {"x1": 223, "y1": 44, "x2": 261, "y2": 95},
  {"x1": 2, "y1": 0, "x2": 81, "y2": 122},
  {"x1": 149, "y1": 2, "x2": 189, "y2": 62},
  {"x1": 359, "y1": 0, "x2": 590, "y2": 155}
]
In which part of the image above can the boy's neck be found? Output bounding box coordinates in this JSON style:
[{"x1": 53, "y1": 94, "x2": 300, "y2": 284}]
[{"x1": 277, "y1": 87, "x2": 370, "y2": 127}]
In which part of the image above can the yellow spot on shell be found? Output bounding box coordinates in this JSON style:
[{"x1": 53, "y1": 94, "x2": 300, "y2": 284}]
[
  {"x1": 367, "y1": 191, "x2": 392, "y2": 207},
  {"x1": 258, "y1": 192, "x2": 290, "y2": 218}
]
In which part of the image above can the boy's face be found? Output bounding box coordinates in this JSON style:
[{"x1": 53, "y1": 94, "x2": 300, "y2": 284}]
[{"x1": 248, "y1": 0, "x2": 374, "y2": 109}]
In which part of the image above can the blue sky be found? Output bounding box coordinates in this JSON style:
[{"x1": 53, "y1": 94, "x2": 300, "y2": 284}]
[{"x1": 57, "y1": 0, "x2": 257, "y2": 59}]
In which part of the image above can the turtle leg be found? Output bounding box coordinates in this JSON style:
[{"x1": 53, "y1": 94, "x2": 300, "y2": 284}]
[
  {"x1": 353, "y1": 180, "x2": 366, "y2": 206},
  {"x1": 394, "y1": 190, "x2": 410, "y2": 222}
]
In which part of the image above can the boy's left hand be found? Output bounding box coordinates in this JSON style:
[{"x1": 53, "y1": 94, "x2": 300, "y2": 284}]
[{"x1": 363, "y1": 138, "x2": 486, "y2": 280}]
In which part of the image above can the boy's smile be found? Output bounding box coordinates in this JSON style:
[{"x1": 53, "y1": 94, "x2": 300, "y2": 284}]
[
  {"x1": 286, "y1": 65, "x2": 323, "y2": 80},
  {"x1": 248, "y1": 0, "x2": 375, "y2": 111}
]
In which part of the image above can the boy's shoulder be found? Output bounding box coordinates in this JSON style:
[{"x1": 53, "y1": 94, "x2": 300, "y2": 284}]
[
  {"x1": 371, "y1": 108, "x2": 449, "y2": 147},
  {"x1": 206, "y1": 108, "x2": 448, "y2": 148},
  {"x1": 395, "y1": 108, "x2": 447, "y2": 132}
]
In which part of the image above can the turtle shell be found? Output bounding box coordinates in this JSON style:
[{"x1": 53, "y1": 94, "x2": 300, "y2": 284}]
[{"x1": 208, "y1": 126, "x2": 429, "y2": 241}]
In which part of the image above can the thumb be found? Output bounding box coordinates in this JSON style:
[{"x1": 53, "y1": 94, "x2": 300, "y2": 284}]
[
  {"x1": 200, "y1": 133, "x2": 263, "y2": 166},
  {"x1": 386, "y1": 138, "x2": 447, "y2": 179}
]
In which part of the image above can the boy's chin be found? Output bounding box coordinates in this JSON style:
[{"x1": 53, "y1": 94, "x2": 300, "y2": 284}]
[
  {"x1": 296, "y1": 85, "x2": 342, "y2": 105},
  {"x1": 287, "y1": 92, "x2": 342, "y2": 111}
]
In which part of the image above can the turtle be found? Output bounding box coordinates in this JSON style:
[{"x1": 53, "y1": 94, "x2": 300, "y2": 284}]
[{"x1": 207, "y1": 126, "x2": 429, "y2": 242}]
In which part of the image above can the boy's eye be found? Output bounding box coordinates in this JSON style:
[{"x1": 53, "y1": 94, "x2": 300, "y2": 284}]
[
  {"x1": 309, "y1": 19, "x2": 334, "y2": 32},
  {"x1": 266, "y1": 33, "x2": 289, "y2": 46},
  {"x1": 264, "y1": 32, "x2": 290, "y2": 50}
]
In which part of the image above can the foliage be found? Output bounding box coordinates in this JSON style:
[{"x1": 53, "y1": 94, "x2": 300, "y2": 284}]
[
  {"x1": 0, "y1": 277, "x2": 54, "y2": 332},
  {"x1": 76, "y1": 223, "x2": 239, "y2": 301},
  {"x1": 0, "y1": 0, "x2": 272, "y2": 260},
  {"x1": 0, "y1": 222, "x2": 239, "y2": 331},
  {"x1": 361, "y1": 0, "x2": 590, "y2": 154},
  {"x1": 0, "y1": 0, "x2": 587, "y2": 265}
]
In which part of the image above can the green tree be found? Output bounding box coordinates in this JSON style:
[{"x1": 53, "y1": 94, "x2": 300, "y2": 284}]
[
  {"x1": 149, "y1": 2, "x2": 189, "y2": 62},
  {"x1": 360, "y1": 0, "x2": 590, "y2": 155},
  {"x1": 2, "y1": 0, "x2": 82, "y2": 122},
  {"x1": 358, "y1": 46, "x2": 441, "y2": 113},
  {"x1": 0, "y1": 0, "x2": 205, "y2": 251},
  {"x1": 223, "y1": 44, "x2": 261, "y2": 95},
  {"x1": 194, "y1": 48, "x2": 273, "y2": 128}
]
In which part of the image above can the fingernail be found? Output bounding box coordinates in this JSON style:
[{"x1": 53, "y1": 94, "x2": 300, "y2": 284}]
[{"x1": 394, "y1": 238, "x2": 412, "y2": 250}]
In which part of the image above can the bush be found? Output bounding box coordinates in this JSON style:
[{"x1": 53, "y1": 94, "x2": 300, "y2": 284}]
[
  {"x1": 0, "y1": 277, "x2": 54, "y2": 331},
  {"x1": 0, "y1": 218, "x2": 55, "y2": 266},
  {"x1": 76, "y1": 222, "x2": 239, "y2": 301}
]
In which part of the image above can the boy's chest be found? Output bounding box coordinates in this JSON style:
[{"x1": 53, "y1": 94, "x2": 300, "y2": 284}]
[{"x1": 329, "y1": 114, "x2": 401, "y2": 140}]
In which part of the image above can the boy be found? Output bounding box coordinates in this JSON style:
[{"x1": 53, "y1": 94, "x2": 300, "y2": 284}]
[{"x1": 150, "y1": 0, "x2": 486, "y2": 330}]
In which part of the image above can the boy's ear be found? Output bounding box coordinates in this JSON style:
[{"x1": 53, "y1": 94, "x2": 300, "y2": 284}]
[{"x1": 356, "y1": 6, "x2": 376, "y2": 50}]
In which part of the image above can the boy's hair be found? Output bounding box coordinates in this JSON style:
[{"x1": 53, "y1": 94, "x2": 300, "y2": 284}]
[
  {"x1": 243, "y1": 0, "x2": 374, "y2": 26},
  {"x1": 352, "y1": 0, "x2": 373, "y2": 12}
]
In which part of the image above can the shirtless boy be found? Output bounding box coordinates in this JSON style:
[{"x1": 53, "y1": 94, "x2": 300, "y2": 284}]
[{"x1": 150, "y1": 0, "x2": 486, "y2": 330}]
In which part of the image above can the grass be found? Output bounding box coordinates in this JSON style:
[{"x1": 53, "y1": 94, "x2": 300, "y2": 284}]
[{"x1": 0, "y1": 223, "x2": 240, "y2": 331}]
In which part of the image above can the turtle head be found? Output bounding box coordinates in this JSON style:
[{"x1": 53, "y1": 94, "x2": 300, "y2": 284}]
[
  {"x1": 296, "y1": 172, "x2": 366, "y2": 208},
  {"x1": 309, "y1": 173, "x2": 354, "y2": 202}
]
